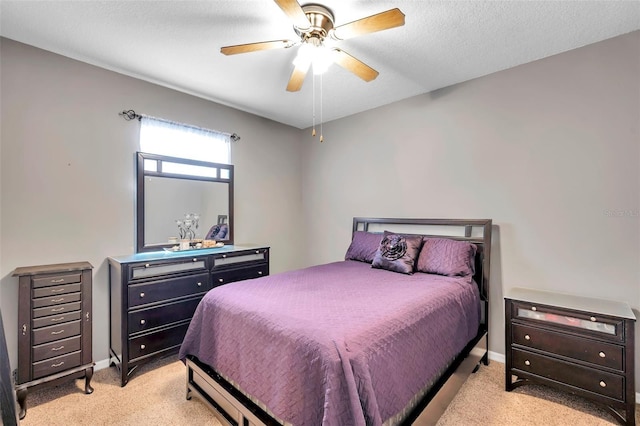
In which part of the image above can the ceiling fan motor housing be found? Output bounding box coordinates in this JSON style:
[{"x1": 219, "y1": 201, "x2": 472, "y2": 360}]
[{"x1": 294, "y1": 4, "x2": 335, "y2": 44}]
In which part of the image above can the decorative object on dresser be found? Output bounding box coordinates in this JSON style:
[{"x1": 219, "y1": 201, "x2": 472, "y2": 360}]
[
  {"x1": 12, "y1": 262, "x2": 94, "y2": 420},
  {"x1": 108, "y1": 245, "x2": 269, "y2": 386},
  {"x1": 505, "y1": 287, "x2": 636, "y2": 426}
]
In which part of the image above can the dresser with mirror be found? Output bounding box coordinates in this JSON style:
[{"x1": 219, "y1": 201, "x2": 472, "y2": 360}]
[{"x1": 109, "y1": 153, "x2": 270, "y2": 385}]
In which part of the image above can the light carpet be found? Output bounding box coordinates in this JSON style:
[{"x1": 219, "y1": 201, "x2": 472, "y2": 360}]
[{"x1": 18, "y1": 357, "x2": 638, "y2": 425}]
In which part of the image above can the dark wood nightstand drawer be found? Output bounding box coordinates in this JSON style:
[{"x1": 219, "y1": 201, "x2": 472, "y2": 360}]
[
  {"x1": 32, "y1": 293, "x2": 81, "y2": 309},
  {"x1": 512, "y1": 323, "x2": 623, "y2": 371},
  {"x1": 33, "y1": 301, "x2": 81, "y2": 319},
  {"x1": 33, "y1": 310, "x2": 82, "y2": 329},
  {"x1": 33, "y1": 283, "x2": 82, "y2": 298},
  {"x1": 128, "y1": 272, "x2": 210, "y2": 308},
  {"x1": 32, "y1": 351, "x2": 81, "y2": 380},
  {"x1": 32, "y1": 273, "x2": 81, "y2": 288},
  {"x1": 33, "y1": 336, "x2": 81, "y2": 362},
  {"x1": 128, "y1": 297, "x2": 203, "y2": 334},
  {"x1": 128, "y1": 322, "x2": 190, "y2": 360},
  {"x1": 511, "y1": 348, "x2": 624, "y2": 400},
  {"x1": 511, "y1": 300, "x2": 624, "y2": 342},
  {"x1": 33, "y1": 320, "x2": 81, "y2": 345},
  {"x1": 212, "y1": 264, "x2": 268, "y2": 286}
]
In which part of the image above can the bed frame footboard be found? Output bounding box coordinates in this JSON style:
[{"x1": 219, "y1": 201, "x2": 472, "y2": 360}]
[{"x1": 186, "y1": 330, "x2": 488, "y2": 426}]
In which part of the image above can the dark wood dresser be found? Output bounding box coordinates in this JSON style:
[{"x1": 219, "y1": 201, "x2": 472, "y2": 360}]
[
  {"x1": 505, "y1": 287, "x2": 636, "y2": 425},
  {"x1": 108, "y1": 245, "x2": 269, "y2": 386},
  {"x1": 12, "y1": 262, "x2": 94, "y2": 419}
]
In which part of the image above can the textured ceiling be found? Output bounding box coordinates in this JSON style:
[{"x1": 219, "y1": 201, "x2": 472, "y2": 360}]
[{"x1": 1, "y1": 1, "x2": 639, "y2": 129}]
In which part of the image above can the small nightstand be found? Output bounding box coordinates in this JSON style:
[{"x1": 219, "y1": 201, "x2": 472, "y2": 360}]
[{"x1": 505, "y1": 287, "x2": 636, "y2": 426}]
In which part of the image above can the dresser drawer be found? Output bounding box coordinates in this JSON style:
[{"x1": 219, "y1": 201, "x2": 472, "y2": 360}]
[
  {"x1": 128, "y1": 322, "x2": 190, "y2": 360},
  {"x1": 212, "y1": 264, "x2": 268, "y2": 286},
  {"x1": 33, "y1": 310, "x2": 82, "y2": 329},
  {"x1": 33, "y1": 301, "x2": 81, "y2": 319},
  {"x1": 129, "y1": 259, "x2": 208, "y2": 280},
  {"x1": 32, "y1": 292, "x2": 81, "y2": 309},
  {"x1": 33, "y1": 320, "x2": 81, "y2": 345},
  {"x1": 128, "y1": 297, "x2": 203, "y2": 334},
  {"x1": 32, "y1": 351, "x2": 81, "y2": 380},
  {"x1": 128, "y1": 272, "x2": 210, "y2": 308},
  {"x1": 32, "y1": 273, "x2": 81, "y2": 288},
  {"x1": 512, "y1": 323, "x2": 623, "y2": 371},
  {"x1": 33, "y1": 336, "x2": 82, "y2": 362},
  {"x1": 33, "y1": 282, "x2": 82, "y2": 299},
  {"x1": 212, "y1": 249, "x2": 268, "y2": 269},
  {"x1": 511, "y1": 348, "x2": 624, "y2": 401},
  {"x1": 511, "y1": 301, "x2": 624, "y2": 342}
]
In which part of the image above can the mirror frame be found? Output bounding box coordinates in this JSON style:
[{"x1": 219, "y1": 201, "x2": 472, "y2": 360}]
[{"x1": 136, "y1": 152, "x2": 234, "y2": 252}]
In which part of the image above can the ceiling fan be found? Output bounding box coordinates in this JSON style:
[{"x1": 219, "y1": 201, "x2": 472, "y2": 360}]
[{"x1": 221, "y1": 0, "x2": 405, "y2": 92}]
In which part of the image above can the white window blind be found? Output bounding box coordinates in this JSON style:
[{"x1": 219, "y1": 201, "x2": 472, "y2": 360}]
[{"x1": 139, "y1": 116, "x2": 231, "y2": 164}]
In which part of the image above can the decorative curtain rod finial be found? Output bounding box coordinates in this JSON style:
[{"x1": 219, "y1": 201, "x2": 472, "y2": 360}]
[
  {"x1": 230, "y1": 133, "x2": 241, "y2": 142},
  {"x1": 119, "y1": 109, "x2": 141, "y2": 121}
]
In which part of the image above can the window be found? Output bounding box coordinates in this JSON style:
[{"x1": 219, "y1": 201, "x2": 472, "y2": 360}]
[{"x1": 139, "y1": 116, "x2": 231, "y2": 166}]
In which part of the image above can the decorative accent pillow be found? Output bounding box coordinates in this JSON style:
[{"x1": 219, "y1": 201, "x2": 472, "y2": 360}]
[
  {"x1": 371, "y1": 231, "x2": 423, "y2": 274},
  {"x1": 344, "y1": 231, "x2": 382, "y2": 264},
  {"x1": 416, "y1": 238, "x2": 477, "y2": 277}
]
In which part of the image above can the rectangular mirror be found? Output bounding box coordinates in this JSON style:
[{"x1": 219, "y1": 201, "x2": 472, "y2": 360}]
[{"x1": 136, "y1": 152, "x2": 234, "y2": 252}]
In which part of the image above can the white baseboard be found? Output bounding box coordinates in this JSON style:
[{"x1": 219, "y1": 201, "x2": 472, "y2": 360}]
[
  {"x1": 94, "y1": 358, "x2": 110, "y2": 371},
  {"x1": 488, "y1": 351, "x2": 505, "y2": 364}
]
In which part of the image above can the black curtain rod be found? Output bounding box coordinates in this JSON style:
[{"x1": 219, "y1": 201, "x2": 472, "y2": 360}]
[{"x1": 118, "y1": 109, "x2": 240, "y2": 142}]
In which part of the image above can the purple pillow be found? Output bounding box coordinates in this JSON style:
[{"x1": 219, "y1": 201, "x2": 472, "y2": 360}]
[
  {"x1": 345, "y1": 231, "x2": 382, "y2": 264},
  {"x1": 416, "y1": 238, "x2": 477, "y2": 277},
  {"x1": 371, "y1": 231, "x2": 423, "y2": 275}
]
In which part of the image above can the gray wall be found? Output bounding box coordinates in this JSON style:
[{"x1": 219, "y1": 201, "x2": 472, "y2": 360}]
[
  {"x1": 301, "y1": 31, "x2": 640, "y2": 387},
  {"x1": 0, "y1": 38, "x2": 305, "y2": 369},
  {"x1": 2, "y1": 30, "x2": 639, "y2": 392}
]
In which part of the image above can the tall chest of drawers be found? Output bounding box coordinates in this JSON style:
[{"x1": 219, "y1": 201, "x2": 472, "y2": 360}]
[
  {"x1": 109, "y1": 245, "x2": 269, "y2": 386},
  {"x1": 505, "y1": 287, "x2": 636, "y2": 426},
  {"x1": 12, "y1": 262, "x2": 94, "y2": 419}
]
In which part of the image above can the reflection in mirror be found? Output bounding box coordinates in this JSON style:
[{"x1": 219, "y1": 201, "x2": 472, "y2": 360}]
[{"x1": 136, "y1": 152, "x2": 234, "y2": 252}]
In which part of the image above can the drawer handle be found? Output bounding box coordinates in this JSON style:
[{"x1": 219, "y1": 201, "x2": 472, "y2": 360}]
[
  {"x1": 140, "y1": 292, "x2": 145, "y2": 298},
  {"x1": 50, "y1": 278, "x2": 65, "y2": 283},
  {"x1": 255, "y1": 250, "x2": 260, "y2": 254},
  {"x1": 193, "y1": 258, "x2": 198, "y2": 262},
  {"x1": 524, "y1": 334, "x2": 530, "y2": 341},
  {"x1": 531, "y1": 306, "x2": 537, "y2": 311},
  {"x1": 50, "y1": 288, "x2": 66, "y2": 293},
  {"x1": 140, "y1": 319, "x2": 146, "y2": 325},
  {"x1": 197, "y1": 282, "x2": 202, "y2": 287},
  {"x1": 51, "y1": 330, "x2": 65, "y2": 335},
  {"x1": 222, "y1": 254, "x2": 227, "y2": 258},
  {"x1": 50, "y1": 317, "x2": 66, "y2": 322},
  {"x1": 599, "y1": 380, "x2": 606, "y2": 388},
  {"x1": 140, "y1": 344, "x2": 146, "y2": 350},
  {"x1": 51, "y1": 346, "x2": 65, "y2": 351},
  {"x1": 145, "y1": 263, "x2": 150, "y2": 268},
  {"x1": 218, "y1": 278, "x2": 224, "y2": 283},
  {"x1": 51, "y1": 307, "x2": 65, "y2": 312},
  {"x1": 258, "y1": 271, "x2": 263, "y2": 275},
  {"x1": 590, "y1": 316, "x2": 597, "y2": 322},
  {"x1": 51, "y1": 361, "x2": 65, "y2": 368},
  {"x1": 599, "y1": 351, "x2": 606, "y2": 358},
  {"x1": 524, "y1": 360, "x2": 531, "y2": 366},
  {"x1": 51, "y1": 298, "x2": 65, "y2": 302}
]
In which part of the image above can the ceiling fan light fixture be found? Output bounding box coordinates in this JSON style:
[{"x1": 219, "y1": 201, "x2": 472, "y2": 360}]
[{"x1": 292, "y1": 41, "x2": 333, "y2": 75}]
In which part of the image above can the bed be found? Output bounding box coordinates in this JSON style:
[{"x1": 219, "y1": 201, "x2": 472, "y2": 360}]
[{"x1": 179, "y1": 217, "x2": 492, "y2": 425}]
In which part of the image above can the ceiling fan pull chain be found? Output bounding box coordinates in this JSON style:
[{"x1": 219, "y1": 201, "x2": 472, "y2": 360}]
[
  {"x1": 319, "y1": 73, "x2": 324, "y2": 143},
  {"x1": 312, "y1": 73, "x2": 316, "y2": 137}
]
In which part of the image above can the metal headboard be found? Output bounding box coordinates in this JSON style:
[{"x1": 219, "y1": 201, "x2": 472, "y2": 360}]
[{"x1": 352, "y1": 217, "x2": 493, "y2": 327}]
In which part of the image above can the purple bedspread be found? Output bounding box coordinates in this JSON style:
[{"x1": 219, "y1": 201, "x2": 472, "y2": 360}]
[{"x1": 179, "y1": 260, "x2": 480, "y2": 426}]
